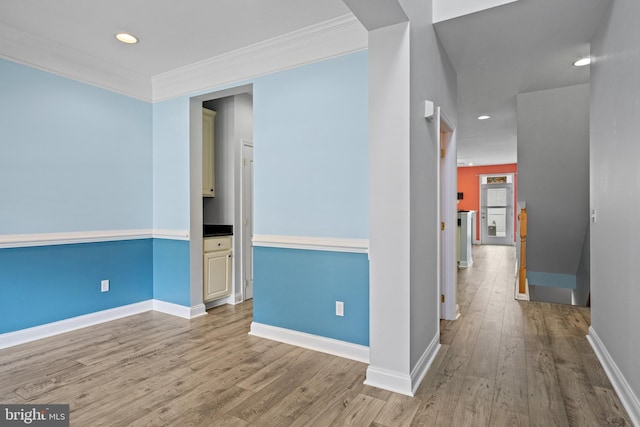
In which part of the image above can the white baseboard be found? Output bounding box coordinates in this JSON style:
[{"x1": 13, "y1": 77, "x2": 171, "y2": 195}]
[
  {"x1": 363, "y1": 334, "x2": 441, "y2": 397},
  {"x1": 225, "y1": 293, "x2": 243, "y2": 305},
  {"x1": 152, "y1": 300, "x2": 207, "y2": 319},
  {"x1": 515, "y1": 278, "x2": 530, "y2": 301},
  {"x1": 459, "y1": 260, "x2": 473, "y2": 268},
  {"x1": 364, "y1": 366, "x2": 413, "y2": 397},
  {"x1": 587, "y1": 326, "x2": 640, "y2": 426},
  {"x1": 190, "y1": 303, "x2": 207, "y2": 318},
  {"x1": 0, "y1": 301, "x2": 153, "y2": 350},
  {"x1": 205, "y1": 298, "x2": 229, "y2": 310},
  {"x1": 249, "y1": 322, "x2": 369, "y2": 363},
  {"x1": 0, "y1": 300, "x2": 207, "y2": 349},
  {"x1": 411, "y1": 334, "x2": 441, "y2": 395}
]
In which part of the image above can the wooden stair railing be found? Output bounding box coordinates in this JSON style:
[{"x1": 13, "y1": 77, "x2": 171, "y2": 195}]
[{"x1": 518, "y1": 208, "x2": 527, "y2": 295}]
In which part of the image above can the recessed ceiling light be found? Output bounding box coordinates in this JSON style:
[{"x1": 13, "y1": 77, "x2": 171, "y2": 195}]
[
  {"x1": 115, "y1": 33, "x2": 139, "y2": 44},
  {"x1": 573, "y1": 57, "x2": 591, "y2": 67},
  {"x1": 478, "y1": 115, "x2": 490, "y2": 120}
]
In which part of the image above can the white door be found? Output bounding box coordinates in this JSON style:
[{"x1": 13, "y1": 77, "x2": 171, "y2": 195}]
[
  {"x1": 242, "y1": 143, "x2": 254, "y2": 300},
  {"x1": 480, "y1": 183, "x2": 514, "y2": 245}
]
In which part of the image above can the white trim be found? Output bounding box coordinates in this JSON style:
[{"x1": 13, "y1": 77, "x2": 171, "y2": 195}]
[
  {"x1": 363, "y1": 335, "x2": 441, "y2": 397},
  {"x1": 205, "y1": 298, "x2": 230, "y2": 310},
  {"x1": 152, "y1": 14, "x2": 367, "y2": 101},
  {"x1": 0, "y1": 229, "x2": 190, "y2": 248},
  {"x1": 153, "y1": 300, "x2": 206, "y2": 319},
  {"x1": 0, "y1": 299, "x2": 209, "y2": 349},
  {"x1": 458, "y1": 260, "x2": 473, "y2": 268},
  {"x1": 587, "y1": 326, "x2": 640, "y2": 426},
  {"x1": 0, "y1": 15, "x2": 367, "y2": 103},
  {"x1": 151, "y1": 229, "x2": 190, "y2": 241},
  {"x1": 0, "y1": 301, "x2": 153, "y2": 350},
  {"x1": 249, "y1": 322, "x2": 369, "y2": 363},
  {"x1": 410, "y1": 334, "x2": 442, "y2": 395},
  {"x1": 252, "y1": 234, "x2": 369, "y2": 254},
  {"x1": 515, "y1": 278, "x2": 530, "y2": 301},
  {"x1": 364, "y1": 366, "x2": 414, "y2": 397},
  {"x1": 479, "y1": 173, "x2": 516, "y2": 245},
  {"x1": 433, "y1": 0, "x2": 519, "y2": 24},
  {"x1": 227, "y1": 293, "x2": 244, "y2": 305}
]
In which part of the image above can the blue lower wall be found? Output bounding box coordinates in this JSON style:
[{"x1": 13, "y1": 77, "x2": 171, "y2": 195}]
[
  {"x1": 253, "y1": 247, "x2": 369, "y2": 346},
  {"x1": 152, "y1": 239, "x2": 190, "y2": 306},
  {"x1": 1, "y1": 238, "x2": 364, "y2": 343},
  {"x1": 0, "y1": 239, "x2": 153, "y2": 334},
  {"x1": 527, "y1": 271, "x2": 576, "y2": 289}
]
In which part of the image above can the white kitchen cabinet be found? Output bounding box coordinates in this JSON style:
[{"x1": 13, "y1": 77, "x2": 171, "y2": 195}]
[
  {"x1": 203, "y1": 236, "x2": 232, "y2": 302},
  {"x1": 202, "y1": 108, "x2": 216, "y2": 197}
]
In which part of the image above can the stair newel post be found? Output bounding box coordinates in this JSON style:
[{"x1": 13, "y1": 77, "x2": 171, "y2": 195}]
[{"x1": 518, "y1": 208, "x2": 528, "y2": 295}]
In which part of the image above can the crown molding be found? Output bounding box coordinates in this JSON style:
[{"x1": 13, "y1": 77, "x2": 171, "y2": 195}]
[
  {"x1": 0, "y1": 22, "x2": 152, "y2": 101},
  {"x1": 151, "y1": 13, "x2": 368, "y2": 102},
  {"x1": 0, "y1": 14, "x2": 367, "y2": 103}
]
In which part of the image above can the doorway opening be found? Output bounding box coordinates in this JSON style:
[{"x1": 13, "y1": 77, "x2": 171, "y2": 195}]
[
  {"x1": 241, "y1": 141, "x2": 254, "y2": 300},
  {"x1": 188, "y1": 84, "x2": 254, "y2": 312},
  {"x1": 479, "y1": 174, "x2": 515, "y2": 246},
  {"x1": 438, "y1": 108, "x2": 459, "y2": 321}
]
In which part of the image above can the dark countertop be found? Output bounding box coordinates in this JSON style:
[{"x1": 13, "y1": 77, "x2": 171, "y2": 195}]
[{"x1": 203, "y1": 224, "x2": 233, "y2": 237}]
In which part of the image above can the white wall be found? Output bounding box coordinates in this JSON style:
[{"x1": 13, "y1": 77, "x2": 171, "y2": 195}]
[
  {"x1": 345, "y1": 0, "x2": 458, "y2": 395},
  {"x1": 590, "y1": 0, "x2": 640, "y2": 421},
  {"x1": 517, "y1": 84, "x2": 590, "y2": 275},
  {"x1": 367, "y1": 20, "x2": 412, "y2": 391},
  {"x1": 400, "y1": 0, "x2": 458, "y2": 371}
]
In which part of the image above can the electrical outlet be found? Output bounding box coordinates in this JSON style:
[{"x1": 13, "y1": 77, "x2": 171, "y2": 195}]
[
  {"x1": 336, "y1": 301, "x2": 344, "y2": 317},
  {"x1": 101, "y1": 280, "x2": 109, "y2": 292}
]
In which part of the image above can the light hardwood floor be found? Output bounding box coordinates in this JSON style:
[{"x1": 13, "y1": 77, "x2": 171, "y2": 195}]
[{"x1": 0, "y1": 245, "x2": 632, "y2": 426}]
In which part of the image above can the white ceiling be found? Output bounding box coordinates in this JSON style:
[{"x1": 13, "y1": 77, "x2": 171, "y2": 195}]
[
  {"x1": 434, "y1": 0, "x2": 611, "y2": 166},
  {"x1": 0, "y1": 0, "x2": 350, "y2": 77}
]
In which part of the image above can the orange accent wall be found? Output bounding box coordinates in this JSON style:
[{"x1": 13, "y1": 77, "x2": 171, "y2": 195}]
[{"x1": 457, "y1": 164, "x2": 518, "y2": 241}]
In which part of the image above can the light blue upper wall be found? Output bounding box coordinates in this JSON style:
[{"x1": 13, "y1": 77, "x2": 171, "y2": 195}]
[
  {"x1": 253, "y1": 51, "x2": 369, "y2": 239},
  {"x1": 152, "y1": 52, "x2": 369, "y2": 236},
  {"x1": 0, "y1": 58, "x2": 152, "y2": 234},
  {"x1": 152, "y1": 97, "x2": 191, "y2": 231}
]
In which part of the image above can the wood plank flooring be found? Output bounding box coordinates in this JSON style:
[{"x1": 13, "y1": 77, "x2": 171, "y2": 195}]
[{"x1": 0, "y1": 245, "x2": 632, "y2": 426}]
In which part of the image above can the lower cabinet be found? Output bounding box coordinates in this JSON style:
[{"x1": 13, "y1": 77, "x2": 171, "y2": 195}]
[{"x1": 203, "y1": 237, "x2": 232, "y2": 302}]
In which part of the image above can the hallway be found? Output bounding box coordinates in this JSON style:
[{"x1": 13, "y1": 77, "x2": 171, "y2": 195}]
[
  {"x1": 0, "y1": 245, "x2": 632, "y2": 426},
  {"x1": 435, "y1": 245, "x2": 631, "y2": 426}
]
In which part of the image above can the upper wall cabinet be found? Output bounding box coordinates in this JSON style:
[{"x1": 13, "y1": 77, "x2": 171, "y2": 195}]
[{"x1": 202, "y1": 108, "x2": 216, "y2": 197}]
